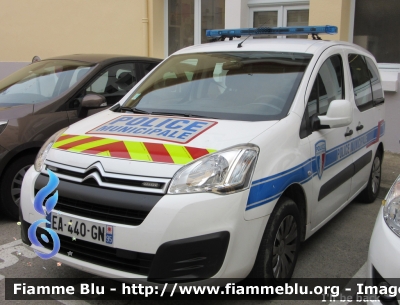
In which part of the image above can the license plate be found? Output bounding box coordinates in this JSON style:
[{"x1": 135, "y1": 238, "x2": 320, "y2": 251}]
[{"x1": 47, "y1": 212, "x2": 114, "y2": 246}]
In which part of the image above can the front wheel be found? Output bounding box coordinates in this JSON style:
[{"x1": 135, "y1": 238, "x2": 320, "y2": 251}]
[
  {"x1": 357, "y1": 150, "x2": 382, "y2": 203},
  {"x1": 0, "y1": 154, "x2": 36, "y2": 220},
  {"x1": 249, "y1": 197, "x2": 301, "y2": 285}
]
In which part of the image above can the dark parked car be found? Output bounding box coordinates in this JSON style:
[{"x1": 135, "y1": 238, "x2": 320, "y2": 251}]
[{"x1": 0, "y1": 54, "x2": 161, "y2": 219}]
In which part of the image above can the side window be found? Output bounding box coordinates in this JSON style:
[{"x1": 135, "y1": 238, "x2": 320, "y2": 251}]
[
  {"x1": 364, "y1": 56, "x2": 384, "y2": 105},
  {"x1": 348, "y1": 54, "x2": 373, "y2": 111},
  {"x1": 143, "y1": 62, "x2": 158, "y2": 76},
  {"x1": 87, "y1": 72, "x2": 108, "y2": 94},
  {"x1": 85, "y1": 63, "x2": 137, "y2": 106},
  {"x1": 68, "y1": 67, "x2": 91, "y2": 87},
  {"x1": 307, "y1": 54, "x2": 344, "y2": 118}
]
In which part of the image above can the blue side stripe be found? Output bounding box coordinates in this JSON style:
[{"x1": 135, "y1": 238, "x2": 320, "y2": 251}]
[
  {"x1": 246, "y1": 193, "x2": 283, "y2": 210},
  {"x1": 247, "y1": 160, "x2": 311, "y2": 211},
  {"x1": 324, "y1": 126, "x2": 378, "y2": 170},
  {"x1": 246, "y1": 167, "x2": 315, "y2": 211},
  {"x1": 251, "y1": 158, "x2": 313, "y2": 185},
  {"x1": 246, "y1": 121, "x2": 385, "y2": 211}
]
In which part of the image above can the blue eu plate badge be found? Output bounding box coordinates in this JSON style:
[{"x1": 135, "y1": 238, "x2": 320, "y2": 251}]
[{"x1": 106, "y1": 225, "x2": 114, "y2": 244}]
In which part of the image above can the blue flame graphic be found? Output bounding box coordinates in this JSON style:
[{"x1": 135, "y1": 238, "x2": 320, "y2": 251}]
[{"x1": 28, "y1": 169, "x2": 60, "y2": 259}]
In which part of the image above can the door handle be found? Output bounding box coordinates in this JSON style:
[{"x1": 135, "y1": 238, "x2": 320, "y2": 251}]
[
  {"x1": 345, "y1": 129, "x2": 353, "y2": 137},
  {"x1": 356, "y1": 124, "x2": 364, "y2": 131}
]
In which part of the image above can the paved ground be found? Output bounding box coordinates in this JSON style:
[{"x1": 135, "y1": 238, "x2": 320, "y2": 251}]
[{"x1": 380, "y1": 151, "x2": 400, "y2": 193}]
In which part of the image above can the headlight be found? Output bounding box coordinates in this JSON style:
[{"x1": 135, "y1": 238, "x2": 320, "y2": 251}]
[
  {"x1": 34, "y1": 128, "x2": 68, "y2": 172},
  {"x1": 168, "y1": 144, "x2": 259, "y2": 195},
  {"x1": 383, "y1": 175, "x2": 400, "y2": 236}
]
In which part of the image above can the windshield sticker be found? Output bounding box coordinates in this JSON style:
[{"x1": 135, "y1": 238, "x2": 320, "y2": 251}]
[{"x1": 87, "y1": 115, "x2": 218, "y2": 144}]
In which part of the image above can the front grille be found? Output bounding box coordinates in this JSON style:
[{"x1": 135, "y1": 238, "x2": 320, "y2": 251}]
[
  {"x1": 55, "y1": 167, "x2": 164, "y2": 189},
  {"x1": 38, "y1": 227, "x2": 154, "y2": 276},
  {"x1": 43, "y1": 160, "x2": 170, "y2": 194},
  {"x1": 35, "y1": 174, "x2": 163, "y2": 227},
  {"x1": 57, "y1": 196, "x2": 149, "y2": 226}
]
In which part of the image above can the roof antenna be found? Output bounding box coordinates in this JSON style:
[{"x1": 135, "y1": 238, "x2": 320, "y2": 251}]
[
  {"x1": 237, "y1": 35, "x2": 251, "y2": 48},
  {"x1": 238, "y1": 22, "x2": 270, "y2": 48}
]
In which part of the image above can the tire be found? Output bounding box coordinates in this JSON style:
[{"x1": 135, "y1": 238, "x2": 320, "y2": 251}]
[
  {"x1": 0, "y1": 154, "x2": 36, "y2": 220},
  {"x1": 249, "y1": 197, "x2": 301, "y2": 285},
  {"x1": 357, "y1": 150, "x2": 382, "y2": 203}
]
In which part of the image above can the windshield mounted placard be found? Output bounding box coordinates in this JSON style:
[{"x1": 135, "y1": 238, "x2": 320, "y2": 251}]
[{"x1": 87, "y1": 115, "x2": 217, "y2": 144}]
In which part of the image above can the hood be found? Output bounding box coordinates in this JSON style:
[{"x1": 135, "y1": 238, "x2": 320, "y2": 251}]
[
  {"x1": 0, "y1": 104, "x2": 33, "y2": 120},
  {"x1": 46, "y1": 110, "x2": 278, "y2": 178}
]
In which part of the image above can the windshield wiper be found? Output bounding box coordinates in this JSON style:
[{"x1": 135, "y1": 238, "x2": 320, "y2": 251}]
[
  {"x1": 120, "y1": 107, "x2": 151, "y2": 114},
  {"x1": 119, "y1": 106, "x2": 134, "y2": 113},
  {"x1": 119, "y1": 107, "x2": 215, "y2": 119},
  {"x1": 151, "y1": 111, "x2": 216, "y2": 119},
  {"x1": 132, "y1": 107, "x2": 151, "y2": 114}
]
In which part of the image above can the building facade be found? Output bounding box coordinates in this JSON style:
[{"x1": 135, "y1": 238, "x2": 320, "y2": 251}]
[{"x1": 1, "y1": 0, "x2": 399, "y2": 151}]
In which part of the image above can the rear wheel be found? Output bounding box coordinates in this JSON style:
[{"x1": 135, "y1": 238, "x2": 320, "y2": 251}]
[
  {"x1": 249, "y1": 197, "x2": 301, "y2": 284},
  {"x1": 0, "y1": 154, "x2": 36, "y2": 220},
  {"x1": 357, "y1": 150, "x2": 382, "y2": 203}
]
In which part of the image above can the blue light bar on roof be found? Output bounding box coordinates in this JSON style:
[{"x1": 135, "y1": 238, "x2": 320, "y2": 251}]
[{"x1": 206, "y1": 25, "x2": 338, "y2": 38}]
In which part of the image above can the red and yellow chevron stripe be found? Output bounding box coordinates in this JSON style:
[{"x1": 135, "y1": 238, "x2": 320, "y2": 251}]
[{"x1": 53, "y1": 134, "x2": 216, "y2": 164}]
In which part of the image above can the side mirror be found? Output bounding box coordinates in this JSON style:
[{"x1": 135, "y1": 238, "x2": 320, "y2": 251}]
[
  {"x1": 81, "y1": 94, "x2": 107, "y2": 109},
  {"x1": 318, "y1": 99, "x2": 353, "y2": 129},
  {"x1": 78, "y1": 94, "x2": 107, "y2": 118}
]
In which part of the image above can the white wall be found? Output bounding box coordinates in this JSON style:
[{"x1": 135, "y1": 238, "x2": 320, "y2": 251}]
[
  {"x1": 225, "y1": 0, "x2": 249, "y2": 28},
  {"x1": 380, "y1": 66, "x2": 400, "y2": 154},
  {"x1": 0, "y1": 62, "x2": 29, "y2": 81}
]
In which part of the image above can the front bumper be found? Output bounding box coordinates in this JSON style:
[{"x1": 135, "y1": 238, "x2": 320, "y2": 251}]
[
  {"x1": 367, "y1": 207, "x2": 400, "y2": 305},
  {"x1": 21, "y1": 219, "x2": 229, "y2": 283},
  {"x1": 20, "y1": 166, "x2": 268, "y2": 283}
]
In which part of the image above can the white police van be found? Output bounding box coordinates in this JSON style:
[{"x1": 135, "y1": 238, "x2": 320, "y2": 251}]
[{"x1": 20, "y1": 25, "x2": 385, "y2": 284}]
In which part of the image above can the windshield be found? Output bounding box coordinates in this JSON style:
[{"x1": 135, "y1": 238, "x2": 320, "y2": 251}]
[
  {"x1": 0, "y1": 60, "x2": 94, "y2": 106},
  {"x1": 123, "y1": 52, "x2": 312, "y2": 121}
]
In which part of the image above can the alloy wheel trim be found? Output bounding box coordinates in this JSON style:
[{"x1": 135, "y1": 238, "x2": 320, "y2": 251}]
[
  {"x1": 11, "y1": 164, "x2": 32, "y2": 206},
  {"x1": 371, "y1": 156, "x2": 381, "y2": 194},
  {"x1": 272, "y1": 214, "x2": 298, "y2": 279}
]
